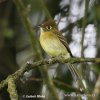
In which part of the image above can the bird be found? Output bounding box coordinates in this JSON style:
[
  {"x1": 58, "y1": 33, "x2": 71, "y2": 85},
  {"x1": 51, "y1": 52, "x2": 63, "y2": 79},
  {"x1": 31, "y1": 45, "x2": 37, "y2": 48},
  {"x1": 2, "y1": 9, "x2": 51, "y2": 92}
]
[{"x1": 39, "y1": 19, "x2": 80, "y2": 81}]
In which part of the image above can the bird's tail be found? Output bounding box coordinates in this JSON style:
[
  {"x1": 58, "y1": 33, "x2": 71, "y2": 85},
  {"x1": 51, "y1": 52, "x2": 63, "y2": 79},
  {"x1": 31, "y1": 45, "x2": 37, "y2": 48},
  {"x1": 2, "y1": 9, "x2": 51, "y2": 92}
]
[
  {"x1": 67, "y1": 63, "x2": 87, "y2": 92},
  {"x1": 67, "y1": 63, "x2": 81, "y2": 81}
]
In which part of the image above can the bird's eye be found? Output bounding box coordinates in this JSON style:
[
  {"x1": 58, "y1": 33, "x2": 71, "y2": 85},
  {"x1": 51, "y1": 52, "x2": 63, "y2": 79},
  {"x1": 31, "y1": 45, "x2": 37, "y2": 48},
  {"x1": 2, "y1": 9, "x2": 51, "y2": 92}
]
[{"x1": 46, "y1": 26, "x2": 52, "y2": 30}]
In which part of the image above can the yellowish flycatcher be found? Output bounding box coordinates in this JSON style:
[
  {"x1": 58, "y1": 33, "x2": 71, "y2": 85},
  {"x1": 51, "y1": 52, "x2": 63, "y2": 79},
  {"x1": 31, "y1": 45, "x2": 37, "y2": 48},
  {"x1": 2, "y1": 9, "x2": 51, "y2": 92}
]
[{"x1": 39, "y1": 20, "x2": 80, "y2": 81}]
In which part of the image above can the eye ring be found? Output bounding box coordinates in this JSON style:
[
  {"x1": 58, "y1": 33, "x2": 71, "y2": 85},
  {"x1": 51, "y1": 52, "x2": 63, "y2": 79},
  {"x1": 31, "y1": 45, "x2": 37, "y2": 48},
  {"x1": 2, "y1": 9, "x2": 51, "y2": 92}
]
[{"x1": 46, "y1": 26, "x2": 52, "y2": 30}]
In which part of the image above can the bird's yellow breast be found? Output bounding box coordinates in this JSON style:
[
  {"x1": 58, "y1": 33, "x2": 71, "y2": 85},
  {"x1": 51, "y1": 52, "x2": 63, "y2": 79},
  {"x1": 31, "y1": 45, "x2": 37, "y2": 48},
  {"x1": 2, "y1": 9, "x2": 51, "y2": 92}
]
[{"x1": 40, "y1": 31, "x2": 69, "y2": 57}]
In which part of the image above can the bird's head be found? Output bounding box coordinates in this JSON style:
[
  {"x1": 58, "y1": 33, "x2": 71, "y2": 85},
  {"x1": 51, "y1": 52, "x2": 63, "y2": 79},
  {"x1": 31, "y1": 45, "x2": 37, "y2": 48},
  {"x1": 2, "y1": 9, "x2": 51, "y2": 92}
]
[{"x1": 39, "y1": 20, "x2": 58, "y2": 32}]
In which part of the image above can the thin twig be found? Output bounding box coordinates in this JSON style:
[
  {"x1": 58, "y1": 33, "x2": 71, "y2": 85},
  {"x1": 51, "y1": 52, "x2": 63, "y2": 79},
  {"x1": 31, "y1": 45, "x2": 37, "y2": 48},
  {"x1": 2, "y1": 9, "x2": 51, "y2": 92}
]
[
  {"x1": 81, "y1": 0, "x2": 89, "y2": 57},
  {"x1": 80, "y1": 1, "x2": 90, "y2": 97},
  {"x1": 40, "y1": 0, "x2": 52, "y2": 19},
  {"x1": 29, "y1": 77, "x2": 81, "y2": 93}
]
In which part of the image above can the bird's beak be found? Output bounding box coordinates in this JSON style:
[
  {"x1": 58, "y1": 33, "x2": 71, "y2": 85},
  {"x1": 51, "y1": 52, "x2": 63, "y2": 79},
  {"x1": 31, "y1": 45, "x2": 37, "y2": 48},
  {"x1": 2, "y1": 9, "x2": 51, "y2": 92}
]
[{"x1": 33, "y1": 25, "x2": 41, "y2": 30}]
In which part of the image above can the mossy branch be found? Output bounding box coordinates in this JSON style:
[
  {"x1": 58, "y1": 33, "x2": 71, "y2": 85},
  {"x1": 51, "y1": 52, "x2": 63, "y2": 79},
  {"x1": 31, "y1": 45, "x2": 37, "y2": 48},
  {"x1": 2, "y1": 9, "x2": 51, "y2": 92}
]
[
  {"x1": 0, "y1": 57, "x2": 100, "y2": 90},
  {"x1": 7, "y1": 78, "x2": 18, "y2": 100}
]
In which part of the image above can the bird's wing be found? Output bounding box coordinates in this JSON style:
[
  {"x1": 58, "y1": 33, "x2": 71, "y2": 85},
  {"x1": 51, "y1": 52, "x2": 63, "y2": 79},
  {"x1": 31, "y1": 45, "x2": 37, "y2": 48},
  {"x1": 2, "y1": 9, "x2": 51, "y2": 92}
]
[{"x1": 53, "y1": 30, "x2": 73, "y2": 57}]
